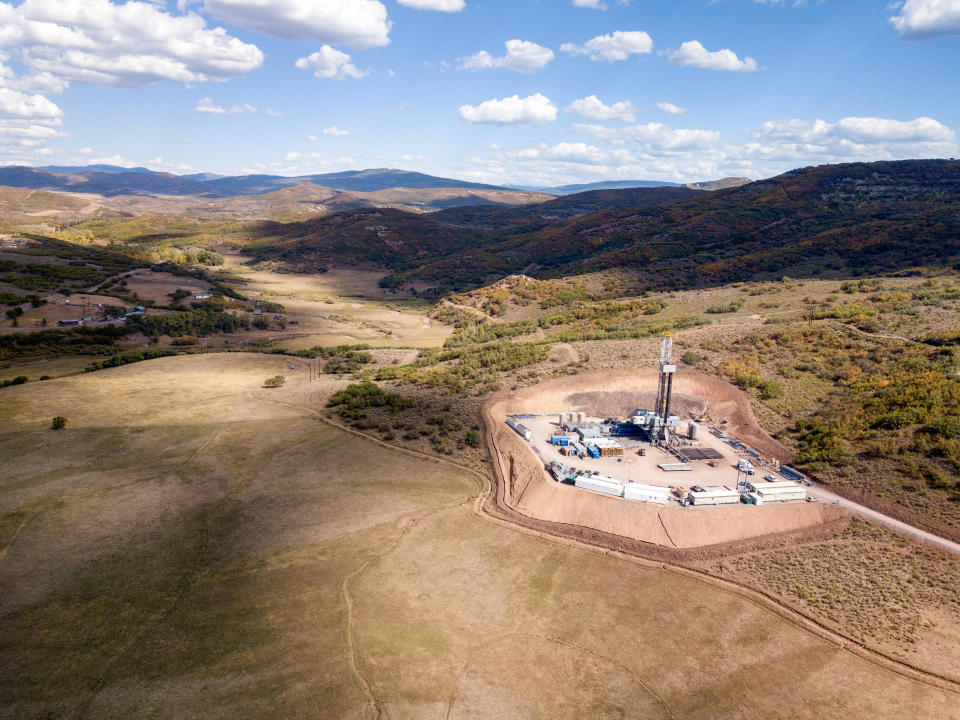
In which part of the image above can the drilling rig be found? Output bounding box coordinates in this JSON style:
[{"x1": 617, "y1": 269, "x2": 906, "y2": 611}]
[{"x1": 653, "y1": 333, "x2": 676, "y2": 445}]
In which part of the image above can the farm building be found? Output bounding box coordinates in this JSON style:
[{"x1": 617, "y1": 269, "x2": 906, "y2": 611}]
[
  {"x1": 689, "y1": 488, "x2": 740, "y2": 506},
  {"x1": 574, "y1": 474, "x2": 623, "y2": 497},
  {"x1": 623, "y1": 483, "x2": 671, "y2": 505}
]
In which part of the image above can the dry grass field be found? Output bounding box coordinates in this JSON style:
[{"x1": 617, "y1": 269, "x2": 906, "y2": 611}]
[
  {"x1": 2, "y1": 353, "x2": 960, "y2": 718},
  {"x1": 215, "y1": 258, "x2": 452, "y2": 349}
]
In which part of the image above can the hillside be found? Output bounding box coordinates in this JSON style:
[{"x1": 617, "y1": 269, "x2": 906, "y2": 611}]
[
  {"x1": 244, "y1": 186, "x2": 698, "y2": 277},
  {"x1": 241, "y1": 161, "x2": 960, "y2": 292}
]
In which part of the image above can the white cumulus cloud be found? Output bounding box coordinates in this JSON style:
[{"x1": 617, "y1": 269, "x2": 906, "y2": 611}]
[
  {"x1": 561, "y1": 30, "x2": 653, "y2": 62},
  {"x1": 750, "y1": 116, "x2": 957, "y2": 158},
  {"x1": 295, "y1": 46, "x2": 367, "y2": 80},
  {"x1": 890, "y1": 0, "x2": 960, "y2": 39},
  {"x1": 567, "y1": 95, "x2": 636, "y2": 122},
  {"x1": 667, "y1": 40, "x2": 759, "y2": 72},
  {"x1": 323, "y1": 125, "x2": 349, "y2": 136},
  {"x1": 0, "y1": 0, "x2": 264, "y2": 88},
  {"x1": 459, "y1": 93, "x2": 558, "y2": 126},
  {"x1": 459, "y1": 39, "x2": 554, "y2": 73},
  {"x1": 0, "y1": 87, "x2": 63, "y2": 119},
  {"x1": 657, "y1": 102, "x2": 686, "y2": 116},
  {"x1": 572, "y1": 0, "x2": 605, "y2": 8},
  {"x1": 397, "y1": 0, "x2": 465, "y2": 11},
  {"x1": 202, "y1": 0, "x2": 391, "y2": 48}
]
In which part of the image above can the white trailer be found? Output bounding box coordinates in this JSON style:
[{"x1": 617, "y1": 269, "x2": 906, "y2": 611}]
[
  {"x1": 658, "y1": 462, "x2": 692, "y2": 472},
  {"x1": 623, "y1": 483, "x2": 671, "y2": 505},
  {"x1": 755, "y1": 485, "x2": 807, "y2": 503},
  {"x1": 689, "y1": 489, "x2": 740, "y2": 506},
  {"x1": 575, "y1": 475, "x2": 624, "y2": 497},
  {"x1": 505, "y1": 417, "x2": 532, "y2": 441},
  {"x1": 746, "y1": 479, "x2": 797, "y2": 492}
]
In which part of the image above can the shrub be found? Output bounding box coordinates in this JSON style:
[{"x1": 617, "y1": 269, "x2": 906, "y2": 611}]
[
  {"x1": 681, "y1": 351, "x2": 704, "y2": 365},
  {"x1": 263, "y1": 375, "x2": 285, "y2": 388},
  {"x1": 0, "y1": 375, "x2": 28, "y2": 388},
  {"x1": 465, "y1": 427, "x2": 482, "y2": 448},
  {"x1": 50, "y1": 416, "x2": 67, "y2": 430},
  {"x1": 760, "y1": 380, "x2": 785, "y2": 399}
]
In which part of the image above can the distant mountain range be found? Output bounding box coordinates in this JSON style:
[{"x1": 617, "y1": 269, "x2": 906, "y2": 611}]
[
  {"x1": 0, "y1": 166, "x2": 506, "y2": 198},
  {"x1": 0, "y1": 164, "x2": 750, "y2": 201},
  {"x1": 520, "y1": 177, "x2": 751, "y2": 195},
  {"x1": 242, "y1": 160, "x2": 960, "y2": 292}
]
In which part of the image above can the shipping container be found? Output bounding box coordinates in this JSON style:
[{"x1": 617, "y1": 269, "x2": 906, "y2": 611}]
[{"x1": 551, "y1": 435, "x2": 574, "y2": 446}]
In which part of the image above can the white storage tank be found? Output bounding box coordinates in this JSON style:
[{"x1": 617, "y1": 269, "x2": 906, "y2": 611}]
[
  {"x1": 578, "y1": 411, "x2": 587, "y2": 423},
  {"x1": 688, "y1": 421, "x2": 700, "y2": 441},
  {"x1": 623, "y1": 483, "x2": 671, "y2": 505}
]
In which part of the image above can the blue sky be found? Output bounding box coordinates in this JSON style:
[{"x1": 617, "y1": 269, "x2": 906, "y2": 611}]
[{"x1": 0, "y1": 0, "x2": 958, "y2": 185}]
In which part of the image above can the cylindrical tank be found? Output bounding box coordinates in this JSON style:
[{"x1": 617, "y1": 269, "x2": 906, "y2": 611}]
[
  {"x1": 688, "y1": 421, "x2": 701, "y2": 441},
  {"x1": 578, "y1": 411, "x2": 586, "y2": 423}
]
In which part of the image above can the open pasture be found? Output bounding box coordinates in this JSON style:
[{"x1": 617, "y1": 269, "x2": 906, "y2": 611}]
[{"x1": 1, "y1": 353, "x2": 958, "y2": 718}]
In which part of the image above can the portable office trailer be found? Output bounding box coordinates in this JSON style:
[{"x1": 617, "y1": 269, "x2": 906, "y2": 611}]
[
  {"x1": 551, "y1": 435, "x2": 575, "y2": 446},
  {"x1": 689, "y1": 489, "x2": 740, "y2": 506},
  {"x1": 623, "y1": 483, "x2": 671, "y2": 505},
  {"x1": 755, "y1": 485, "x2": 807, "y2": 503},
  {"x1": 658, "y1": 462, "x2": 693, "y2": 472},
  {"x1": 575, "y1": 475, "x2": 623, "y2": 497},
  {"x1": 586, "y1": 444, "x2": 601, "y2": 459}
]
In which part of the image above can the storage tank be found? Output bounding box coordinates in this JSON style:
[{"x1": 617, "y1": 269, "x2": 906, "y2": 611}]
[
  {"x1": 688, "y1": 421, "x2": 700, "y2": 441},
  {"x1": 578, "y1": 411, "x2": 586, "y2": 423}
]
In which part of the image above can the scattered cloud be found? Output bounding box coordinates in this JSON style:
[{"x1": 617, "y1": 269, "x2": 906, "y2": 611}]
[
  {"x1": 561, "y1": 31, "x2": 653, "y2": 62},
  {"x1": 202, "y1": 0, "x2": 391, "y2": 48},
  {"x1": 396, "y1": 0, "x2": 465, "y2": 11},
  {"x1": 459, "y1": 93, "x2": 558, "y2": 126},
  {"x1": 265, "y1": 108, "x2": 283, "y2": 117},
  {"x1": 323, "y1": 125, "x2": 349, "y2": 136},
  {"x1": 667, "y1": 41, "x2": 759, "y2": 72},
  {"x1": 574, "y1": 122, "x2": 720, "y2": 150},
  {"x1": 566, "y1": 95, "x2": 636, "y2": 122},
  {"x1": 459, "y1": 39, "x2": 555, "y2": 73},
  {"x1": 194, "y1": 97, "x2": 257, "y2": 114},
  {"x1": 890, "y1": 0, "x2": 960, "y2": 39},
  {"x1": 657, "y1": 102, "x2": 686, "y2": 116},
  {"x1": 572, "y1": 0, "x2": 606, "y2": 8},
  {"x1": 295, "y1": 46, "x2": 367, "y2": 80}
]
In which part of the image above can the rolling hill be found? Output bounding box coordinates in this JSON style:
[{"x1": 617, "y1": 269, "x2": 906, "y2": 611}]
[{"x1": 242, "y1": 160, "x2": 960, "y2": 292}]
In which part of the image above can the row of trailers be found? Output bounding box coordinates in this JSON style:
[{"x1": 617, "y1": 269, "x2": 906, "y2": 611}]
[{"x1": 548, "y1": 464, "x2": 672, "y2": 505}]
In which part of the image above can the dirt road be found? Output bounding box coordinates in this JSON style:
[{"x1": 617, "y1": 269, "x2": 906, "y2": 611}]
[{"x1": 805, "y1": 484, "x2": 960, "y2": 556}]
